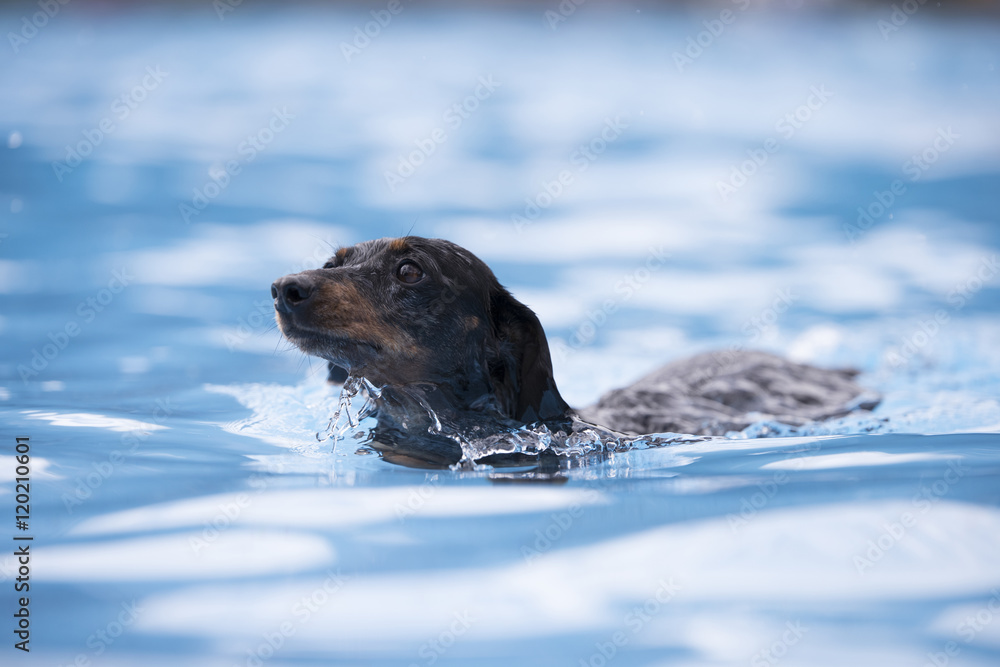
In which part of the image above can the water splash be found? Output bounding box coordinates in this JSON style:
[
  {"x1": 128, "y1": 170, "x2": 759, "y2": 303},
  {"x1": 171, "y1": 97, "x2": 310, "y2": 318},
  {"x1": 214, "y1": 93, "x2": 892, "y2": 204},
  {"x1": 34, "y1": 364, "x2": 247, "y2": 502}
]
[
  {"x1": 320, "y1": 375, "x2": 711, "y2": 465},
  {"x1": 323, "y1": 375, "x2": 382, "y2": 452}
]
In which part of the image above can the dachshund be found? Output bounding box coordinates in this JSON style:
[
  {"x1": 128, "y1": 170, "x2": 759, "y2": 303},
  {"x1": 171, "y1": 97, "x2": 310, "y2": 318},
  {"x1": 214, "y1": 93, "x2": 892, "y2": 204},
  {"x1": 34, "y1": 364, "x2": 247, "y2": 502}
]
[{"x1": 272, "y1": 236, "x2": 877, "y2": 467}]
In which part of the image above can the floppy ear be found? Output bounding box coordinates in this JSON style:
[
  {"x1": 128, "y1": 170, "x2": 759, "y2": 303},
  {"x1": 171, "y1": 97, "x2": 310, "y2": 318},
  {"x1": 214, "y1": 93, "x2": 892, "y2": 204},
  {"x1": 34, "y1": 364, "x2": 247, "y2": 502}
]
[{"x1": 487, "y1": 287, "x2": 571, "y2": 423}]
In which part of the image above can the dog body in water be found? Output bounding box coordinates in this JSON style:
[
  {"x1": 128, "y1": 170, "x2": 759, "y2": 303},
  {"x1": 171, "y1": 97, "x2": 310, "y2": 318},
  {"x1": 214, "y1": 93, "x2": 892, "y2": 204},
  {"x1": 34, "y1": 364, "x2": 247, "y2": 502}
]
[{"x1": 272, "y1": 236, "x2": 877, "y2": 467}]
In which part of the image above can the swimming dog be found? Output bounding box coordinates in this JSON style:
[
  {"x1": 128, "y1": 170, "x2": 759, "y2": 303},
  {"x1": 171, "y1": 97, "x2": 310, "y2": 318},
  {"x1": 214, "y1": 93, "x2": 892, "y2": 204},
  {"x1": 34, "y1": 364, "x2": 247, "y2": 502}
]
[{"x1": 272, "y1": 236, "x2": 877, "y2": 467}]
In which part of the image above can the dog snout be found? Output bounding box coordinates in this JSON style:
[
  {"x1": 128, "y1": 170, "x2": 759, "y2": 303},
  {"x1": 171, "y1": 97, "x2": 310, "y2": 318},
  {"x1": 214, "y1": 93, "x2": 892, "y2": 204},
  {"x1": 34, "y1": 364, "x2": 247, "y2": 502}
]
[{"x1": 271, "y1": 274, "x2": 316, "y2": 313}]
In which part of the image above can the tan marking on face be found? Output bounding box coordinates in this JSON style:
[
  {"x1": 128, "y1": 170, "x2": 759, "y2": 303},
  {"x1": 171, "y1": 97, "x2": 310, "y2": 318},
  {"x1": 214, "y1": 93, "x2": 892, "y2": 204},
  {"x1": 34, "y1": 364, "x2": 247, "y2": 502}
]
[
  {"x1": 464, "y1": 315, "x2": 481, "y2": 331},
  {"x1": 313, "y1": 280, "x2": 422, "y2": 358},
  {"x1": 389, "y1": 238, "x2": 410, "y2": 252},
  {"x1": 334, "y1": 247, "x2": 349, "y2": 262}
]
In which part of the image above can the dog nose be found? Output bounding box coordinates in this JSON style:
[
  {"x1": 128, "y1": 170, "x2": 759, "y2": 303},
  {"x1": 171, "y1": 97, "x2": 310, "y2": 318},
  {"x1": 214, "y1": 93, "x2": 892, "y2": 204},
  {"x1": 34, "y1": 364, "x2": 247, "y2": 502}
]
[{"x1": 271, "y1": 275, "x2": 315, "y2": 312}]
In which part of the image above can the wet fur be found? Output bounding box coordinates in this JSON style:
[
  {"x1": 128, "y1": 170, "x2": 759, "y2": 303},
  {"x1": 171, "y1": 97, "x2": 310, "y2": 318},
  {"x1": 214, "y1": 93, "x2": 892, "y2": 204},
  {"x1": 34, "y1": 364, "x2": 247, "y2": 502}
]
[
  {"x1": 273, "y1": 236, "x2": 877, "y2": 466},
  {"x1": 273, "y1": 237, "x2": 571, "y2": 465}
]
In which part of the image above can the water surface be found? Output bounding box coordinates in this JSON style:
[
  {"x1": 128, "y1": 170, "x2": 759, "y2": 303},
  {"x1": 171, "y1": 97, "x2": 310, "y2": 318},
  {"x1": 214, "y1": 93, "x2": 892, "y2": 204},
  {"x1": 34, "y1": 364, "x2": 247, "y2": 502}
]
[{"x1": 1, "y1": 6, "x2": 1000, "y2": 666}]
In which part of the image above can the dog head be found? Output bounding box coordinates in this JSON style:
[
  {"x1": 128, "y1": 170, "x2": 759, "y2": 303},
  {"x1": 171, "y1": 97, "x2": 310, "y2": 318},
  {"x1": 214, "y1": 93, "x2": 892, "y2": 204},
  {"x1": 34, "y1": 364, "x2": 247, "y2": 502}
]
[{"x1": 272, "y1": 236, "x2": 570, "y2": 424}]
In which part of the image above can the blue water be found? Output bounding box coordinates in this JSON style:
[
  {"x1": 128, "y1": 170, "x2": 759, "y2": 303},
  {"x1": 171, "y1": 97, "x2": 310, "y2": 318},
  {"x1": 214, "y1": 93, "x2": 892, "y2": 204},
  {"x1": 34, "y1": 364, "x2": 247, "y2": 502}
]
[{"x1": 2, "y1": 5, "x2": 1000, "y2": 665}]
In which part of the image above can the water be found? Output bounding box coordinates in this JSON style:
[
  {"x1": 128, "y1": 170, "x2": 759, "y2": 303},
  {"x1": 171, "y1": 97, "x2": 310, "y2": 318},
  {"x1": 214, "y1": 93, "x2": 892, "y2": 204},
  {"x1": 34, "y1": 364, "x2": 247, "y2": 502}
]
[{"x1": 2, "y1": 5, "x2": 1000, "y2": 665}]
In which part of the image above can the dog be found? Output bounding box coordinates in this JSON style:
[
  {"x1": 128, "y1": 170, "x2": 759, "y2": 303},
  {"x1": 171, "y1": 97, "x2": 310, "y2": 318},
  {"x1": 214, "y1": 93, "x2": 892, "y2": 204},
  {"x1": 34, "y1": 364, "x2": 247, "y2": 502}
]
[{"x1": 272, "y1": 236, "x2": 877, "y2": 467}]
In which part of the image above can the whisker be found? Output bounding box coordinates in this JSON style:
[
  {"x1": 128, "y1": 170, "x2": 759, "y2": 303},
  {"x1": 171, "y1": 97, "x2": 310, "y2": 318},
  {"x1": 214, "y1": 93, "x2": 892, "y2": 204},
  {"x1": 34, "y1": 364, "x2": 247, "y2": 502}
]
[{"x1": 405, "y1": 218, "x2": 420, "y2": 237}]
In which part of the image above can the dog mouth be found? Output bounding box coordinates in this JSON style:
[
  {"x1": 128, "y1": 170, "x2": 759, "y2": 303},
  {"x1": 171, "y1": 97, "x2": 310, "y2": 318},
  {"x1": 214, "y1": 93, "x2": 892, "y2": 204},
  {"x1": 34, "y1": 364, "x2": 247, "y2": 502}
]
[
  {"x1": 275, "y1": 313, "x2": 382, "y2": 368},
  {"x1": 271, "y1": 270, "x2": 431, "y2": 386}
]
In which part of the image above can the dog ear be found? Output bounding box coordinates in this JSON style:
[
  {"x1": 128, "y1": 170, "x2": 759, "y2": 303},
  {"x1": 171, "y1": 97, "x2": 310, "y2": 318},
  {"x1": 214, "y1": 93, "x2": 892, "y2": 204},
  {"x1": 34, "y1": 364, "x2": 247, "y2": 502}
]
[{"x1": 487, "y1": 287, "x2": 571, "y2": 423}]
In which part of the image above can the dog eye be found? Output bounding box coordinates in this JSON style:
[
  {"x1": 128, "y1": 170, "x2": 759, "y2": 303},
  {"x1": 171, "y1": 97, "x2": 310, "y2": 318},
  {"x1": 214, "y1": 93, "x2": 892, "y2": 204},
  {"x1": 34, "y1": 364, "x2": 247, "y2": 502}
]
[
  {"x1": 396, "y1": 261, "x2": 424, "y2": 284},
  {"x1": 322, "y1": 261, "x2": 336, "y2": 269}
]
